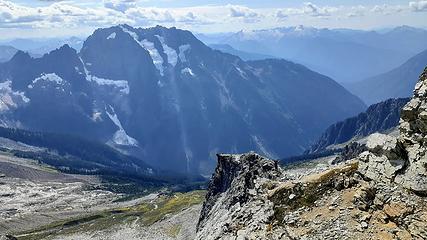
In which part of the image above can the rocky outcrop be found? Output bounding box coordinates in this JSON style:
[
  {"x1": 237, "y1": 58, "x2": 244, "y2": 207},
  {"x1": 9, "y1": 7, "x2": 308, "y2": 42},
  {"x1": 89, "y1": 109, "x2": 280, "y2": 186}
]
[
  {"x1": 198, "y1": 152, "x2": 427, "y2": 239},
  {"x1": 358, "y1": 67, "x2": 427, "y2": 193},
  {"x1": 196, "y1": 153, "x2": 282, "y2": 240},
  {"x1": 309, "y1": 97, "x2": 409, "y2": 153}
]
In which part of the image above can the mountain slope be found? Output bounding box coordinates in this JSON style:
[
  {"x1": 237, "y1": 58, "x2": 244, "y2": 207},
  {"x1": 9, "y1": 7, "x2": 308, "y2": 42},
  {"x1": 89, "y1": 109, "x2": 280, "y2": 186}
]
[
  {"x1": 0, "y1": 25, "x2": 366, "y2": 174},
  {"x1": 0, "y1": 126, "x2": 156, "y2": 178},
  {"x1": 308, "y1": 98, "x2": 409, "y2": 153},
  {"x1": 223, "y1": 26, "x2": 427, "y2": 82},
  {"x1": 0, "y1": 46, "x2": 19, "y2": 62},
  {"x1": 347, "y1": 49, "x2": 427, "y2": 105}
]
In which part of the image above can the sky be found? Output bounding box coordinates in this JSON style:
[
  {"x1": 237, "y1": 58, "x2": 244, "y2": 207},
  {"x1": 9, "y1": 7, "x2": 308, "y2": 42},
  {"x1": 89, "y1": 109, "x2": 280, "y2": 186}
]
[{"x1": 0, "y1": 0, "x2": 426, "y2": 39}]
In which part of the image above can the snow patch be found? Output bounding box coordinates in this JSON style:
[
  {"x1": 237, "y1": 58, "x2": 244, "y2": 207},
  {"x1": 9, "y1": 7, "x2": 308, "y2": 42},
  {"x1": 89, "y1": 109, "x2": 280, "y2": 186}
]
[
  {"x1": 74, "y1": 66, "x2": 80, "y2": 73},
  {"x1": 91, "y1": 111, "x2": 103, "y2": 122},
  {"x1": 178, "y1": 44, "x2": 190, "y2": 63},
  {"x1": 181, "y1": 67, "x2": 195, "y2": 76},
  {"x1": 235, "y1": 66, "x2": 248, "y2": 79},
  {"x1": 30, "y1": 73, "x2": 65, "y2": 87},
  {"x1": 119, "y1": 25, "x2": 165, "y2": 76},
  {"x1": 156, "y1": 35, "x2": 178, "y2": 67},
  {"x1": 107, "y1": 32, "x2": 116, "y2": 40},
  {"x1": 0, "y1": 80, "x2": 30, "y2": 112},
  {"x1": 119, "y1": 25, "x2": 138, "y2": 40},
  {"x1": 79, "y1": 57, "x2": 129, "y2": 94},
  {"x1": 157, "y1": 80, "x2": 164, "y2": 88},
  {"x1": 140, "y1": 39, "x2": 164, "y2": 76},
  {"x1": 106, "y1": 106, "x2": 138, "y2": 147},
  {"x1": 90, "y1": 76, "x2": 129, "y2": 94}
]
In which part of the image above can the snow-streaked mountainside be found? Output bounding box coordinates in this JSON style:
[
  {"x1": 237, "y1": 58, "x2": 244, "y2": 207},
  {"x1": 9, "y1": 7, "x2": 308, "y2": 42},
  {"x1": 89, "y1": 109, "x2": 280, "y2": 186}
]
[
  {"x1": 221, "y1": 25, "x2": 427, "y2": 83},
  {"x1": 347, "y1": 49, "x2": 427, "y2": 105},
  {"x1": 0, "y1": 25, "x2": 366, "y2": 175}
]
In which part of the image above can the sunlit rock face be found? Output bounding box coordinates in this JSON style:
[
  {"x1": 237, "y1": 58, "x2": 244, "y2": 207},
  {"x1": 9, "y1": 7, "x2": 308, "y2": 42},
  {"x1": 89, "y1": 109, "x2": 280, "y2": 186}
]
[{"x1": 358, "y1": 67, "x2": 427, "y2": 193}]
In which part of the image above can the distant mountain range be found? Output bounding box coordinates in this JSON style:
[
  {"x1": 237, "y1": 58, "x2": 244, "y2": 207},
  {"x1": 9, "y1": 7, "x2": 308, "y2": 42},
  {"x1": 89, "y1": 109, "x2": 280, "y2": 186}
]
[
  {"x1": 209, "y1": 44, "x2": 275, "y2": 61},
  {"x1": 308, "y1": 98, "x2": 409, "y2": 153},
  {"x1": 0, "y1": 37, "x2": 84, "y2": 56},
  {"x1": 347, "y1": 49, "x2": 427, "y2": 105},
  {"x1": 0, "y1": 25, "x2": 366, "y2": 175},
  {"x1": 216, "y1": 25, "x2": 427, "y2": 83}
]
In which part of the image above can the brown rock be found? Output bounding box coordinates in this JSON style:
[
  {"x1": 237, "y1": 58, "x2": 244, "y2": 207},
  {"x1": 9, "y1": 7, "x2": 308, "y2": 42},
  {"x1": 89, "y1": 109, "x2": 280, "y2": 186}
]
[{"x1": 383, "y1": 203, "x2": 412, "y2": 220}]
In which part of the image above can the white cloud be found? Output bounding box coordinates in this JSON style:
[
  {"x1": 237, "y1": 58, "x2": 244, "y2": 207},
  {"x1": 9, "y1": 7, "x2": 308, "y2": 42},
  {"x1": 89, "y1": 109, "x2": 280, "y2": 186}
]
[
  {"x1": 0, "y1": 0, "x2": 423, "y2": 36},
  {"x1": 371, "y1": 4, "x2": 404, "y2": 15},
  {"x1": 228, "y1": 5, "x2": 257, "y2": 18},
  {"x1": 274, "y1": 3, "x2": 338, "y2": 21},
  {"x1": 409, "y1": 1, "x2": 427, "y2": 12},
  {"x1": 226, "y1": 4, "x2": 261, "y2": 23},
  {"x1": 104, "y1": 0, "x2": 137, "y2": 13},
  {"x1": 303, "y1": 2, "x2": 335, "y2": 17},
  {"x1": 346, "y1": 6, "x2": 365, "y2": 18},
  {"x1": 275, "y1": 10, "x2": 288, "y2": 22}
]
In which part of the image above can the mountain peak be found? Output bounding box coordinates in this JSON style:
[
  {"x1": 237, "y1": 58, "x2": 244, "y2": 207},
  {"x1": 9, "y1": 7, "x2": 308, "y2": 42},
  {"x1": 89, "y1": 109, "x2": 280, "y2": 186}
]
[
  {"x1": 9, "y1": 50, "x2": 32, "y2": 63},
  {"x1": 43, "y1": 43, "x2": 78, "y2": 60}
]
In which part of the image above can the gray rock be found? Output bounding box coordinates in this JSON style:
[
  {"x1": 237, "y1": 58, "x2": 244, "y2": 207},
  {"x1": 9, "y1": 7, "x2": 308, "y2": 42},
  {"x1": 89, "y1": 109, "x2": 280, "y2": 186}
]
[
  {"x1": 196, "y1": 153, "x2": 284, "y2": 240},
  {"x1": 357, "y1": 67, "x2": 427, "y2": 193}
]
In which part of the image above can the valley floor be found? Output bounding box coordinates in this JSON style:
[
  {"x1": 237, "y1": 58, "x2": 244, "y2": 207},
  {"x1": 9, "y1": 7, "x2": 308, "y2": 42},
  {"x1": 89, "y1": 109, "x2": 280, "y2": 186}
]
[{"x1": 0, "y1": 153, "x2": 204, "y2": 240}]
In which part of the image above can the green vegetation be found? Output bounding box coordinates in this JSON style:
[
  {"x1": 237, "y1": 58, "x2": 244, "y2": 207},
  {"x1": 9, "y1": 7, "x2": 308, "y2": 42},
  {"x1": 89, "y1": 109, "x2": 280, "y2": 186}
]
[
  {"x1": 270, "y1": 162, "x2": 359, "y2": 225},
  {"x1": 15, "y1": 190, "x2": 206, "y2": 240},
  {"x1": 142, "y1": 190, "x2": 206, "y2": 225}
]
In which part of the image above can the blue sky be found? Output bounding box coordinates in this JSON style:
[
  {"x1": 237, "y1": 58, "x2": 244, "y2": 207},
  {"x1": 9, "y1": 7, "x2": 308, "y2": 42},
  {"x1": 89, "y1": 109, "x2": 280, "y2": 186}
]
[{"x1": 0, "y1": 0, "x2": 426, "y2": 39}]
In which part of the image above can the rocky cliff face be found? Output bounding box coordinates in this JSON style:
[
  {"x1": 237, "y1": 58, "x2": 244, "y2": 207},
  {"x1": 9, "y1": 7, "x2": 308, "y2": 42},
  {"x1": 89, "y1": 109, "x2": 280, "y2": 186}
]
[
  {"x1": 196, "y1": 153, "x2": 282, "y2": 239},
  {"x1": 309, "y1": 97, "x2": 409, "y2": 154},
  {"x1": 197, "y1": 67, "x2": 427, "y2": 239}
]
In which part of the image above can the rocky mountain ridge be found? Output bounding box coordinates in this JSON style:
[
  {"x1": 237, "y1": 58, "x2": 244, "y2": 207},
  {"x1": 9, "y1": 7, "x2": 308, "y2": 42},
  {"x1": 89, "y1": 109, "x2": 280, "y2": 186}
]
[
  {"x1": 223, "y1": 26, "x2": 427, "y2": 83},
  {"x1": 309, "y1": 97, "x2": 410, "y2": 153},
  {"x1": 197, "y1": 67, "x2": 427, "y2": 239}
]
